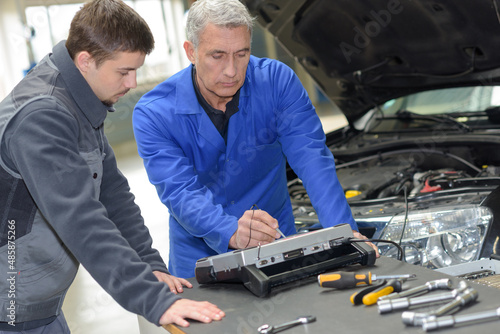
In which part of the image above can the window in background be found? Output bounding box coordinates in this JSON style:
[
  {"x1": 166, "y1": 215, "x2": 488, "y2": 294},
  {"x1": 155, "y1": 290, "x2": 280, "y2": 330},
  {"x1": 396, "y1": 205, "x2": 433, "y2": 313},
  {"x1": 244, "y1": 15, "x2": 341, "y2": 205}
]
[
  {"x1": 24, "y1": 0, "x2": 187, "y2": 84},
  {"x1": 25, "y1": 4, "x2": 80, "y2": 64},
  {"x1": 24, "y1": 0, "x2": 188, "y2": 147}
]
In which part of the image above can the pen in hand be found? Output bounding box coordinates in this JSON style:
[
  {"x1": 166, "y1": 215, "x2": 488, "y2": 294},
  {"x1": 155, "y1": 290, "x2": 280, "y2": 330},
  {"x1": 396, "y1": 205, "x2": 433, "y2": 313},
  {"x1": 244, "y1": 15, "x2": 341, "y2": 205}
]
[
  {"x1": 250, "y1": 203, "x2": 285, "y2": 239},
  {"x1": 276, "y1": 227, "x2": 286, "y2": 239}
]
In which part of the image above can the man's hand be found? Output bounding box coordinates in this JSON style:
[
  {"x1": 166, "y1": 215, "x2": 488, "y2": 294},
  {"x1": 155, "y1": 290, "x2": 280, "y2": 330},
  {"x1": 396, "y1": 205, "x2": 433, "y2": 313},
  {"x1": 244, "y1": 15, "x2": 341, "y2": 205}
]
[
  {"x1": 229, "y1": 209, "x2": 281, "y2": 249},
  {"x1": 159, "y1": 299, "x2": 225, "y2": 328},
  {"x1": 352, "y1": 230, "x2": 380, "y2": 258},
  {"x1": 153, "y1": 271, "x2": 193, "y2": 294}
]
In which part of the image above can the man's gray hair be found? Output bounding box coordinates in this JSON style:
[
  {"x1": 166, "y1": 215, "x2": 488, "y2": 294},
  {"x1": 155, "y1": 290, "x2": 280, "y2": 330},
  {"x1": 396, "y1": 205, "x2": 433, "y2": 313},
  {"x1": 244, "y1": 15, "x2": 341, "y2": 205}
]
[{"x1": 186, "y1": 0, "x2": 254, "y2": 48}]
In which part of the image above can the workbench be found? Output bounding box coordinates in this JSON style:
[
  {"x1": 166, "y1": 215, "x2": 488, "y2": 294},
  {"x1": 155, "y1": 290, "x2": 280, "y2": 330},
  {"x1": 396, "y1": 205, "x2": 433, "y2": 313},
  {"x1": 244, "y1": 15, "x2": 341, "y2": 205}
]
[{"x1": 138, "y1": 256, "x2": 500, "y2": 334}]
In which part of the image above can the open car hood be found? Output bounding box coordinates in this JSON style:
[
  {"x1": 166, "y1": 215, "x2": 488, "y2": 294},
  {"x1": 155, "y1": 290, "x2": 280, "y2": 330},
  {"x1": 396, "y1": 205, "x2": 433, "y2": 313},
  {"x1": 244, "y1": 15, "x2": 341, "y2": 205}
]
[{"x1": 242, "y1": 0, "x2": 500, "y2": 124}]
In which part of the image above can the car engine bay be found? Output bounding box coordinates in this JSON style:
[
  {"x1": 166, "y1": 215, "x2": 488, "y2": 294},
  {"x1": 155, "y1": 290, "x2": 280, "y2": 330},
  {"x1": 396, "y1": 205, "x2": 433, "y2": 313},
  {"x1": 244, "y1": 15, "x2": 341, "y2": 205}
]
[{"x1": 289, "y1": 133, "x2": 500, "y2": 268}]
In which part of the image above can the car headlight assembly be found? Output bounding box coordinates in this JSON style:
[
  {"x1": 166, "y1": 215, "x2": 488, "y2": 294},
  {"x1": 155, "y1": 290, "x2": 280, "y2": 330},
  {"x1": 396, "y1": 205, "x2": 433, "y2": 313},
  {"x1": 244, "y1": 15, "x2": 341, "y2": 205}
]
[{"x1": 378, "y1": 205, "x2": 492, "y2": 269}]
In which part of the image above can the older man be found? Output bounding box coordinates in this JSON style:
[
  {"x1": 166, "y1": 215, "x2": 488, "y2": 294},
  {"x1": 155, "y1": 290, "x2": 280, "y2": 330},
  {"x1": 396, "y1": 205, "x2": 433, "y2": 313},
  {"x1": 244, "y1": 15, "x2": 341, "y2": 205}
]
[{"x1": 133, "y1": 0, "x2": 377, "y2": 279}]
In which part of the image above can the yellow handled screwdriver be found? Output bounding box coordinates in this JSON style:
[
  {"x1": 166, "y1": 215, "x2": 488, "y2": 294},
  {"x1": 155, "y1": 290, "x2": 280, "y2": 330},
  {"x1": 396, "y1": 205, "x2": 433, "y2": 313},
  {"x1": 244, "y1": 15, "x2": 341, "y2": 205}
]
[
  {"x1": 361, "y1": 279, "x2": 405, "y2": 305},
  {"x1": 318, "y1": 271, "x2": 416, "y2": 289},
  {"x1": 350, "y1": 280, "x2": 387, "y2": 305},
  {"x1": 350, "y1": 278, "x2": 406, "y2": 305}
]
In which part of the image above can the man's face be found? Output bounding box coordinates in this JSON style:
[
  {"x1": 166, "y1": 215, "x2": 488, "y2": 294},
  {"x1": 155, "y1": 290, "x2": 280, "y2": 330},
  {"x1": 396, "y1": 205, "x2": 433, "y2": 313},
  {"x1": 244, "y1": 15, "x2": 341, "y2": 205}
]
[
  {"x1": 184, "y1": 23, "x2": 251, "y2": 109},
  {"x1": 82, "y1": 51, "x2": 146, "y2": 106}
]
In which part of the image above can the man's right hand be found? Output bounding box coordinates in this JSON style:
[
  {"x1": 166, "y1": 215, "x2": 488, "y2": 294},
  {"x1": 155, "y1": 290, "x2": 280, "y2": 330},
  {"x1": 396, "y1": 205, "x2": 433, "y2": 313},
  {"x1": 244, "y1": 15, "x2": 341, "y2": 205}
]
[
  {"x1": 159, "y1": 299, "x2": 225, "y2": 328},
  {"x1": 228, "y1": 209, "x2": 281, "y2": 249}
]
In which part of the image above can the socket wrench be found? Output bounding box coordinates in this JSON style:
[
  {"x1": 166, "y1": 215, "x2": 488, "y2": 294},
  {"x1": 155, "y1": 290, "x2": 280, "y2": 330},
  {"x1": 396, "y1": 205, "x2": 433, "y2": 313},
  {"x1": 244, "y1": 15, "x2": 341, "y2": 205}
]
[
  {"x1": 379, "y1": 278, "x2": 453, "y2": 301},
  {"x1": 422, "y1": 307, "x2": 500, "y2": 332},
  {"x1": 401, "y1": 287, "x2": 478, "y2": 326},
  {"x1": 378, "y1": 281, "x2": 469, "y2": 314}
]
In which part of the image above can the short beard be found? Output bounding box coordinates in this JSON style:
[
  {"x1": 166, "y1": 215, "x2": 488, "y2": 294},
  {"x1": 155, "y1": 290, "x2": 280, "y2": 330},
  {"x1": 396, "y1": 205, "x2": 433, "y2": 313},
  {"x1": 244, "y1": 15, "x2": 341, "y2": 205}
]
[{"x1": 102, "y1": 100, "x2": 114, "y2": 107}]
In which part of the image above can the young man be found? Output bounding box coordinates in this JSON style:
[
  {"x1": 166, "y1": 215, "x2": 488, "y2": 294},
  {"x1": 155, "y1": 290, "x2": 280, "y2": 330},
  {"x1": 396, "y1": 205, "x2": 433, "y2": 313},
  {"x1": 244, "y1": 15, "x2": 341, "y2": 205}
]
[
  {"x1": 0, "y1": 0, "x2": 224, "y2": 332},
  {"x1": 133, "y1": 0, "x2": 378, "y2": 279}
]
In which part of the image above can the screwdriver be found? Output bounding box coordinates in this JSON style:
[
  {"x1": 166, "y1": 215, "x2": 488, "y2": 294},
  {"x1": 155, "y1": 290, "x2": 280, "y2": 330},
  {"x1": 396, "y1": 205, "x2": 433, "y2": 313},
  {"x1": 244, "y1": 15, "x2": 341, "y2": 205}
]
[
  {"x1": 350, "y1": 280, "x2": 387, "y2": 305},
  {"x1": 361, "y1": 279, "x2": 405, "y2": 305},
  {"x1": 318, "y1": 271, "x2": 416, "y2": 289}
]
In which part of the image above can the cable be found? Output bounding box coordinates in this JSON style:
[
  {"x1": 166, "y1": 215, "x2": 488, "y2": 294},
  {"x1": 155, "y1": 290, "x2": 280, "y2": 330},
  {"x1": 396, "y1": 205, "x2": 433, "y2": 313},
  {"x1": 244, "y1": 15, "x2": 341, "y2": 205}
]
[
  {"x1": 347, "y1": 238, "x2": 404, "y2": 262},
  {"x1": 346, "y1": 188, "x2": 408, "y2": 262},
  {"x1": 245, "y1": 214, "x2": 253, "y2": 248},
  {"x1": 399, "y1": 186, "x2": 409, "y2": 262},
  {"x1": 245, "y1": 204, "x2": 259, "y2": 248},
  {"x1": 344, "y1": 190, "x2": 409, "y2": 263}
]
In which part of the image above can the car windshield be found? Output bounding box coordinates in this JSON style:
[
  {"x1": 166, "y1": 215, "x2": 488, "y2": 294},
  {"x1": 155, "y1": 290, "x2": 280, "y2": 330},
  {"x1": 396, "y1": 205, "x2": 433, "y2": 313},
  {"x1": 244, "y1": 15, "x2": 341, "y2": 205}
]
[
  {"x1": 366, "y1": 86, "x2": 500, "y2": 133},
  {"x1": 381, "y1": 86, "x2": 500, "y2": 115}
]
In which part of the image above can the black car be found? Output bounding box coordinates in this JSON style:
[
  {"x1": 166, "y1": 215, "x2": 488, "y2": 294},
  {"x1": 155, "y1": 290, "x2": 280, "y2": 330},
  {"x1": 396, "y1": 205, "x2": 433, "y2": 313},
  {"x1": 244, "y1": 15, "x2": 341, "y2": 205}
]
[{"x1": 242, "y1": 0, "x2": 500, "y2": 272}]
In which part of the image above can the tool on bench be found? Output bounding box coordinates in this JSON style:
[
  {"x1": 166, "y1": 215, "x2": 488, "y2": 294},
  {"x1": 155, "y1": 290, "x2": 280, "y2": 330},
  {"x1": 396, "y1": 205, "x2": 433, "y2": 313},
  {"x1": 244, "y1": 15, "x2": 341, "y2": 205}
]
[
  {"x1": 318, "y1": 271, "x2": 415, "y2": 289},
  {"x1": 350, "y1": 280, "x2": 387, "y2": 305},
  {"x1": 401, "y1": 287, "x2": 478, "y2": 326},
  {"x1": 378, "y1": 281, "x2": 469, "y2": 314},
  {"x1": 351, "y1": 278, "x2": 406, "y2": 306},
  {"x1": 257, "y1": 315, "x2": 316, "y2": 334},
  {"x1": 378, "y1": 278, "x2": 453, "y2": 301},
  {"x1": 422, "y1": 306, "x2": 500, "y2": 332}
]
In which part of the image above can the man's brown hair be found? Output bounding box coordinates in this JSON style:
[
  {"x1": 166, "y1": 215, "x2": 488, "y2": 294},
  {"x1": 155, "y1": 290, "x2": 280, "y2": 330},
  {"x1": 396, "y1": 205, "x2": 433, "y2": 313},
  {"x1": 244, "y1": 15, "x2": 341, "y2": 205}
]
[{"x1": 66, "y1": 0, "x2": 154, "y2": 67}]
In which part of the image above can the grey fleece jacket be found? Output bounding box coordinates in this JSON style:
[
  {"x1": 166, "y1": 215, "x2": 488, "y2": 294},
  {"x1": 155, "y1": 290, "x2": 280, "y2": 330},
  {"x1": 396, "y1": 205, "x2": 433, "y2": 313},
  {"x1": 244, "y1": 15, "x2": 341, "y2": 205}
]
[{"x1": 0, "y1": 40, "x2": 180, "y2": 326}]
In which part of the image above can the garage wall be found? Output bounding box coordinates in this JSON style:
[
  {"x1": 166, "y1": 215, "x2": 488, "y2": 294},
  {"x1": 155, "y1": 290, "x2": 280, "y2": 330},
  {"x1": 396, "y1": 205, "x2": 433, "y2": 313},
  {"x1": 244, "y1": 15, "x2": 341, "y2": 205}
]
[{"x1": 0, "y1": 0, "x2": 30, "y2": 99}]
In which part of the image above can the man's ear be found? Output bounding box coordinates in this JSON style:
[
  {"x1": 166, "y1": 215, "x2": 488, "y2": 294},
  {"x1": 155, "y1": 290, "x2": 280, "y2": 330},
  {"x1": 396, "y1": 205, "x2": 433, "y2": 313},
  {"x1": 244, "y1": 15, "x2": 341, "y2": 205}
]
[
  {"x1": 75, "y1": 51, "x2": 94, "y2": 73},
  {"x1": 183, "y1": 41, "x2": 196, "y2": 65}
]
